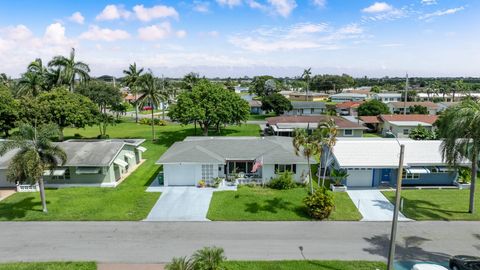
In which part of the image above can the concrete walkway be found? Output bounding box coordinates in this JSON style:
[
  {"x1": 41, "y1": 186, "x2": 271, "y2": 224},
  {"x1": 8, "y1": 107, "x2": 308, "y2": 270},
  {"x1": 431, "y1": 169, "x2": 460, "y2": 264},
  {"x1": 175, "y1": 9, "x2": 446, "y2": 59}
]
[{"x1": 347, "y1": 189, "x2": 411, "y2": 222}]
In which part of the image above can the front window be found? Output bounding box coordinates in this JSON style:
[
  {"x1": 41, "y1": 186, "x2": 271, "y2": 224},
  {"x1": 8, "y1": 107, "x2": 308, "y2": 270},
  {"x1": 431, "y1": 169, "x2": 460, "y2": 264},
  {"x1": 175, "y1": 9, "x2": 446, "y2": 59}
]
[
  {"x1": 275, "y1": 164, "x2": 297, "y2": 173},
  {"x1": 403, "y1": 129, "x2": 409, "y2": 135},
  {"x1": 343, "y1": 129, "x2": 353, "y2": 136},
  {"x1": 202, "y1": 164, "x2": 214, "y2": 181}
]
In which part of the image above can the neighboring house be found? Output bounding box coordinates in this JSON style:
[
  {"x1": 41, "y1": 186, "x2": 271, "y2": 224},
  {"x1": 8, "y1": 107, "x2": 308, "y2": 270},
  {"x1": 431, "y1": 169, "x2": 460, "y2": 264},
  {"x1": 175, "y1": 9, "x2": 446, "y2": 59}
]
[
  {"x1": 285, "y1": 101, "x2": 326, "y2": 115},
  {"x1": 361, "y1": 114, "x2": 438, "y2": 138},
  {"x1": 373, "y1": 93, "x2": 402, "y2": 103},
  {"x1": 330, "y1": 93, "x2": 367, "y2": 102},
  {"x1": 157, "y1": 136, "x2": 315, "y2": 186},
  {"x1": 234, "y1": 85, "x2": 249, "y2": 94},
  {"x1": 335, "y1": 101, "x2": 364, "y2": 116},
  {"x1": 249, "y1": 100, "x2": 264, "y2": 115},
  {"x1": 288, "y1": 92, "x2": 330, "y2": 101},
  {"x1": 344, "y1": 88, "x2": 374, "y2": 99},
  {"x1": 0, "y1": 139, "x2": 146, "y2": 188},
  {"x1": 327, "y1": 138, "x2": 469, "y2": 187},
  {"x1": 437, "y1": 102, "x2": 459, "y2": 112},
  {"x1": 266, "y1": 115, "x2": 366, "y2": 137},
  {"x1": 387, "y1": 102, "x2": 440, "y2": 115}
]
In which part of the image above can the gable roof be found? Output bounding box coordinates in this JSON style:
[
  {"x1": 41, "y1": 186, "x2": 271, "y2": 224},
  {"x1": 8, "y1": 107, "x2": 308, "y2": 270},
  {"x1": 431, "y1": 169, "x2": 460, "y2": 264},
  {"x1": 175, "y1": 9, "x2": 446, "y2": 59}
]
[
  {"x1": 380, "y1": 114, "x2": 438, "y2": 125},
  {"x1": 248, "y1": 100, "x2": 262, "y2": 108},
  {"x1": 359, "y1": 116, "x2": 381, "y2": 124},
  {"x1": 291, "y1": 101, "x2": 326, "y2": 109},
  {"x1": 335, "y1": 101, "x2": 364, "y2": 109},
  {"x1": 389, "y1": 102, "x2": 439, "y2": 109},
  {"x1": 332, "y1": 138, "x2": 470, "y2": 168},
  {"x1": 266, "y1": 115, "x2": 366, "y2": 129},
  {"x1": 157, "y1": 136, "x2": 315, "y2": 165}
]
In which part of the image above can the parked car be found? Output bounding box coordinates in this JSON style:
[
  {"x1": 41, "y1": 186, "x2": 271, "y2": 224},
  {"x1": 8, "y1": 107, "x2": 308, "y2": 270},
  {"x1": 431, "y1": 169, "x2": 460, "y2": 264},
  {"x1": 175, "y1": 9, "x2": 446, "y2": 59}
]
[
  {"x1": 411, "y1": 264, "x2": 448, "y2": 270},
  {"x1": 449, "y1": 255, "x2": 480, "y2": 270}
]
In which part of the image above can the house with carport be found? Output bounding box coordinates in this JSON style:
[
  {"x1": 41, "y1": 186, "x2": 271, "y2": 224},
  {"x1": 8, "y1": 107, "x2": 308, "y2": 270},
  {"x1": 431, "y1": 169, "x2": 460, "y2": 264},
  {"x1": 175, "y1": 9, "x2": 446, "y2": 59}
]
[
  {"x1": 360, "y1": 114, "x2": 438, "y2": 138},
  {"x1": 326, "y1": 138, "x2": 469, "y2": 188},
  {"x1": 387, "y1": 101, "x2": 440, "y2": 115}
]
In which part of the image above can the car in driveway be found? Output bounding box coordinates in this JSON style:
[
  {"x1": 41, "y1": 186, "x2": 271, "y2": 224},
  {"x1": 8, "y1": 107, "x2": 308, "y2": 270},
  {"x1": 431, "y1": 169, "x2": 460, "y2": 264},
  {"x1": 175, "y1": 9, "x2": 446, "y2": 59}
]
[
  {"x1": 449, "y1": 255, "x2": 480, "y2": 270},
  {"x1": 411, "y1": 263, "x2": 448, "y2": 270}
]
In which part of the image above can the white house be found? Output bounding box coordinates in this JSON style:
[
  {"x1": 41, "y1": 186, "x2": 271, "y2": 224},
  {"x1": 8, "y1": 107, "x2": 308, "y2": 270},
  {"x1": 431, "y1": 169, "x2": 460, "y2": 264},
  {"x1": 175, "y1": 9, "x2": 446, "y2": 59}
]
[
  {"x1": 284, "y1": 101, "x2": 326, "y2": 115},
  {"x1": 330, "y1": 93, "x2": 367, "y2": 102},
  {"x1": 387, "y1": 102, "x2": 440, "y2": 115},
  {"x1": 157, "y1": 136, "x2": 315, "y2": 186},
  {"x1": 373, "y1": 93, "x2": 402, "y2": 103}
]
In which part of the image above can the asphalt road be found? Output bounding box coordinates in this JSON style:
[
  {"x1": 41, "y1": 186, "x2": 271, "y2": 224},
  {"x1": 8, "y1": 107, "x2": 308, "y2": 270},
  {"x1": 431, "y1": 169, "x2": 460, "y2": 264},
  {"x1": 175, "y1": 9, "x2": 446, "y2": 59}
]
[{"x1": 0, "y1": 221, "x2": 479, "y2": 264}]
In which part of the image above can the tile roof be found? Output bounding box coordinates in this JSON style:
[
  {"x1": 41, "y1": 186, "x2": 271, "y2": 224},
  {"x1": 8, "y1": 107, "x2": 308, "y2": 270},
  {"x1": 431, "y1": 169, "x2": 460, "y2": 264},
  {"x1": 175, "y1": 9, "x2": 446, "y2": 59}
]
[
  {"x1": 248, "y1": 100, "x2": 262, "y2": 107},
  {"x1": 380, "y1": 114, "x2": 439, "y2": 125},
  {"x1": 266, "y1": 115, "x2": 366, "y2": 129},
  {"x1": 390, "y1": 102, "x2": 439, "y2": 109},
  {"x1": 335, "y1": 101, "x2": 364, "y2": 109},
  {"x1": 359, "y1": 116, "x2": 381, "y2": 124}
]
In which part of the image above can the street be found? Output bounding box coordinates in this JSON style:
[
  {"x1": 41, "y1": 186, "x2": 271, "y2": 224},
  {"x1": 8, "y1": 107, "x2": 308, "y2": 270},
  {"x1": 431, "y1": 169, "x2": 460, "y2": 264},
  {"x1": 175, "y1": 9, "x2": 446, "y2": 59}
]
[{"x1": 0, "y1": 221, "x2": 478, "y2": 263}]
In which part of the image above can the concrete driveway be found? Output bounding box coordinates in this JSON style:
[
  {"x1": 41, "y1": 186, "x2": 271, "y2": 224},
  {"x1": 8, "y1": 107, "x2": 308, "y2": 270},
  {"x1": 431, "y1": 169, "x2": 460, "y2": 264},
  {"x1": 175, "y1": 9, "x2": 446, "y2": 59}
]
[{"x1": 347, "y1": 189, "x2": 411, "y2": 222}]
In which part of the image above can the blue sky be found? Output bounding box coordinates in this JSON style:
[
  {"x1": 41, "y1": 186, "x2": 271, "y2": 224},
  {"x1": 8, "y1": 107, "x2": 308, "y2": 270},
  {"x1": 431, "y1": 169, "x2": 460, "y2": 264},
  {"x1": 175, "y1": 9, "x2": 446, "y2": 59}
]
[{"x1": 0, "y1": 0, "x2": 477, "y2": 77}]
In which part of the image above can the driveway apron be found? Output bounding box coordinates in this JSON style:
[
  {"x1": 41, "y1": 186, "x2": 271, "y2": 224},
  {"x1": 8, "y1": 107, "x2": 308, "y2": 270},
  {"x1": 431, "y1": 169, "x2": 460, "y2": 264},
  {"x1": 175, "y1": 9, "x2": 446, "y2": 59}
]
[{"x1": 347, "y1": 189, "x2": 411, "y2": 222}]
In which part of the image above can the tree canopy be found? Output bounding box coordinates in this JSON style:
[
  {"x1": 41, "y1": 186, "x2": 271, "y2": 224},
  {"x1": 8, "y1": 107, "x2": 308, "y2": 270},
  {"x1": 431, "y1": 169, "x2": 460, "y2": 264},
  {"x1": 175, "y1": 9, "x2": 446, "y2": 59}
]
[
  {"x1": 409, "y1": 105, "x2": 429, "y2": 115},
  {"x1": 357, "y1": 100, "x2": 390, "y2": 116},
  {"x1": 250, "y1": 75, "x2": 278, "y2": 97},
  {"x1": 261, "y1": 93, "x2": 292, "y2": 115},
  {"x1": 0, "y1": 86, "x2": 19, "y2": 137}
]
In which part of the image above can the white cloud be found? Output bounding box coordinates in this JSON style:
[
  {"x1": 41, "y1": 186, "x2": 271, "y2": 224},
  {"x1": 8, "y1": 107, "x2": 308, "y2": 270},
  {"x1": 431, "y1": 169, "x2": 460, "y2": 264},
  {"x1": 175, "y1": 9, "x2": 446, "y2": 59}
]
[
  {"x1": 193, "y1": 1, "x2": 210, "y2": 13},
  {"x1": 338, "y1": 24, "x2": 363, "y2": 34},
  {"x1": 362, "y1": 2, "x2": 393, "y2": 13},
  {"x1": 268, "y1": 0, "x2": 297, "y2": 17},
  {"x1": 216, "y1": 0, "x2": 242, "y2": 8},
  {"x1": 419, "y1": 6, "x2": 465, "y2": 20},
  {"x1": 312, "y1": 0, "x2": 326, "y2": 8},
  {"x1": 138, "y1": 23, "x2": 172, "y2": 41},
  {"x1": 80, "y1": 25, "x2": 130, "y2": 42},
  {"x1": 96, "y1": 5, "x2": 131, "y2": 21},
  {"x1": 69, "y1": 12, "x2": 85, "y2": 24},
  {"x1": 176, "y1": 30, "x2": 187, "y2": 38},
  {"x1": 44, "y1": 23, "x2": 71, "y2": 46},
  {"x1": 421, "y1": 0, "x2": 437, "y2": 5},
  {"x1": 133, "y1": 4, "x2": 179, "y2": 22},
  {"x1": 290, "y1": 23, "x2": 328, "y2": 34},
  {"x1": 1, "y1": 25, "x2": 33, "y2": 40}
]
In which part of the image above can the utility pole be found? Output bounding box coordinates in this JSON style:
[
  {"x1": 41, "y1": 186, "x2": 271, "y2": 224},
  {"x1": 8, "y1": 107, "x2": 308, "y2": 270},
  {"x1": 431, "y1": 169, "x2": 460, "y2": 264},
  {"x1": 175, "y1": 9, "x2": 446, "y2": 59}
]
[
  {"x1": 403, "y1": 73, "x2": 408, "y2": 115},
  {"x1": 162, "y1": 74, "x2": 165, "y2": 120}
]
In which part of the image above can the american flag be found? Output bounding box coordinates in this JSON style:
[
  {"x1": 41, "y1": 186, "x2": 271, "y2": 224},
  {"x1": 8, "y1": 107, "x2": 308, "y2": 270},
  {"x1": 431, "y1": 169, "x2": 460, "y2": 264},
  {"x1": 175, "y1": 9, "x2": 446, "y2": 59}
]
[{"x1": 251, "y1": 156, "x2": 263, "y2": 173}]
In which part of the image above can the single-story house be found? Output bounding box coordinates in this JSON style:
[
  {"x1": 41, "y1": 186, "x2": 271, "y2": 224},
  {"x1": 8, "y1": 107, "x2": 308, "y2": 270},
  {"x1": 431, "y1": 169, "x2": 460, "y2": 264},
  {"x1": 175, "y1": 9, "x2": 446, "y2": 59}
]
[
  {"x1": 266, "y1": 115, "x2": 366, "y2": 137},
  {"x1": 326, "y1": 138, "x2": 469, "y2": 187},
  {"x1": 344, "y1": 88, "x2": 374, "y2": 99},
  {"x1": 285, "y1": 101, "x2": 326, "y2": 116},
  {"x1": 288, "y1": 92, "x2": 329, "y2": 102},
  {"x1": 249, "y1": 100, "x2": 264, "y2": 115},
  {"x1": 373, "y1": 93, "x2": 402, "y2": 103},
  {"x1": 0, "y1": 139, "x2": 146, "y2": 188},
  {"x1": 437, "y1": 102, "x2": 459, "y2": 112},
  {"x1": 335, "y1": 101, "x2": 364, "y2": 116},
  {"x1": 330, "y1": 93, "x2": 367, "y2": 103},
  {"x1": 361, "y1": 114, "x2": 438, "y2": 138},
  {"x1": 388, "y1": 101, "x2": 440, "y2": 115},
  {"x1": 156, "y1": 136, "x2": 315, "y2": 186}
]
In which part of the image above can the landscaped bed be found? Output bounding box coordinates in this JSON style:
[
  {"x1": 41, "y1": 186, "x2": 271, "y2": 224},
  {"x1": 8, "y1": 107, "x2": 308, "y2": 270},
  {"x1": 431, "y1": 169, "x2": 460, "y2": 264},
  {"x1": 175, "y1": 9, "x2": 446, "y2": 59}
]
[
  {"x1": 382, "y1": 189, "x2": 480, "y2": 220},
  {"x1": 0, "y1": 122, "x2": 260, "y2": 221},
  {"x1": 0, "y1": 262, "x2": 95, "y2": 270},
  {"x1": 207, "y1": 185, "x2": 362, "y2": 221}
]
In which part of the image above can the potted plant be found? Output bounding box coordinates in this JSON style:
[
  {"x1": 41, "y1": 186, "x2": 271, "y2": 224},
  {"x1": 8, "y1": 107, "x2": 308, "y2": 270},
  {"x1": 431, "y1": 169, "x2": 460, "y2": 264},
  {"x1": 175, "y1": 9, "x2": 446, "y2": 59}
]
[
  {"x1": 329, "y1": 168, "x2": 349, "y2": 192},
  {"x1": 197, "y1": 179, "x2": 206, "y2": 188},
  {"x1": 455, "y1": 168, "x2": 471, "y2": 190}
]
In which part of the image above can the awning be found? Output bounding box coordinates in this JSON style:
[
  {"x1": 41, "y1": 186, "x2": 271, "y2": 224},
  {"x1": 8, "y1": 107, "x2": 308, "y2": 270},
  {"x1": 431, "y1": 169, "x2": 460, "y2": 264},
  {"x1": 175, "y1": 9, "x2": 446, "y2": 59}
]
[
  {"x1": 114, "y1": 159, "x2": 128, "y2": 168},
  {"x1": 124, "y1": 153, "x2": 135, "y2": 159},
  {"x1": 406, "y1": 168, "x2": 430, "y2": 174},
  {"x1": 76, "y1": 167, "x2": 101, "y2": 174},
  {"x1": 43, "y1": 168, "x2": 67, "y2": 176},
  {"x1": 436, "y1": 166, "x2": 452, "y2": 172},
  {"x1": 136, "y1": 146, "x2": 147, "y2": 152}
]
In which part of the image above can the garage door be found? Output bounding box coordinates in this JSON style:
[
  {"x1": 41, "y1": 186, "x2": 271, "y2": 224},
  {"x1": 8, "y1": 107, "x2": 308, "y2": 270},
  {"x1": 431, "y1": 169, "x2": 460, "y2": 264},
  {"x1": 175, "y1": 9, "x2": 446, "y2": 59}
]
[
  {"x1": 0, "y1": 170, "x2": 15, "y2": 188},
  {"x1": 164, "y1": 164, "x2": 197, "y2": 186},
  {"x1": 346, "y1": 169, "x2": 373, "y2": 187}
]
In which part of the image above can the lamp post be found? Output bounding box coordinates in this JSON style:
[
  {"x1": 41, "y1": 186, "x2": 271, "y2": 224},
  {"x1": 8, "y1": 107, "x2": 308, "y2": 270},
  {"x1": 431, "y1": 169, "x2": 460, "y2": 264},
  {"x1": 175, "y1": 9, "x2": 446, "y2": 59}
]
[{"x1": 386, "y1": 132, "x2": 405, "y2": 270}]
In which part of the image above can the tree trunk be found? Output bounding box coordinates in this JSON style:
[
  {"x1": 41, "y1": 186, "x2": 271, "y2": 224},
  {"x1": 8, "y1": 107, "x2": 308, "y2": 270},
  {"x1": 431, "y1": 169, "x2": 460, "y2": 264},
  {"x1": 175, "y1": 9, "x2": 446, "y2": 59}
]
[
  {"x1": 162, "y1": 103, "x2": 165, "y2": 120},
  {"x1": 134, "y1": 103, "x2": 139, "y2": 123},
  {"x1": 307, "y1": 157, "x2": 313, "y2": 194},
  {"x1": 59, "y1": 128, "x2": 65, "y2": 141},
  {"x1": 194, "y1": 121, "x2": 197, "y2": 136},
  {"x1": 38, "y1": 178, "x2": 48, "y2": 213},
  {"x1": 151, "y1": 109, "x2": 156, "y2": 141},
  {"x1": 317, "y1": 152, "x2": 322, "y2": 187},
  {"x1": 202, "y1": 123, "x2": 209, "y2": 136},
  {"x1": 322, "y1": 148, "x2": 332, "y2": 188},
  {"x1": 469, "y1": 152, "x2": 477, "y2": 214}
]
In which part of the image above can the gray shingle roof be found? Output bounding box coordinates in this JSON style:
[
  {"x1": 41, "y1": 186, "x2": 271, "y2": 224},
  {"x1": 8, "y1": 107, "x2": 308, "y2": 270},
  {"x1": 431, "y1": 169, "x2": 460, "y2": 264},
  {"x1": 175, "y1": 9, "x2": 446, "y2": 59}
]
[
  {"x1": 291, "y1": 101, "x2": 326, "y2": 109},
  {"x1": 157, "y1": 136, "x2": 316, "y2": 165}
]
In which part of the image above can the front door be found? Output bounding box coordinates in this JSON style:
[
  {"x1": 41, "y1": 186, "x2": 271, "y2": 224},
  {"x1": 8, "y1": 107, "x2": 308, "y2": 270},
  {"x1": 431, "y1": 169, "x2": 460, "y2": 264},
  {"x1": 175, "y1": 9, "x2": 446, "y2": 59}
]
[{"x1": 381, "y1": 169, "x2": 391, "y2": 182}]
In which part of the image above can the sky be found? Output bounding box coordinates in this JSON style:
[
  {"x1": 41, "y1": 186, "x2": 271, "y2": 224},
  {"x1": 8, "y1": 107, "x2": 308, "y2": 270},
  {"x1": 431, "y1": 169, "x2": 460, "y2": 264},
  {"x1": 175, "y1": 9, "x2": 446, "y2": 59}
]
[{"x1": 0, "y1": 0, "x2": 478, "y2": 78}]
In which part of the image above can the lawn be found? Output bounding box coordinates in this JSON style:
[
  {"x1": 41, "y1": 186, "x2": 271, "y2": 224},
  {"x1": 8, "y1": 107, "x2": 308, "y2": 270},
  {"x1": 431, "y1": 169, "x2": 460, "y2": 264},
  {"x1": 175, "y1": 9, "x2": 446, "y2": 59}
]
[
  {"x1": 248, "y1": 113, "x2": 275, "y2": 121},
  {"x1": 362, "y1": 133, "x2": 382, "y2": 138},
  {"x1": 0, "y1": 262, "x2": 95, "y2": 270},
  {"x1": 382, "y1": 189, "x2": 480, "y2": 220},
  {"x1": 0, "y1": 122, "x2": 260, "y2": 221},
  {"x1": 207, "y1": 185, "x2": 361, "y2": 221},
  {"x1": 224, "y1": 260, "x2": 386, "y2": 270}
]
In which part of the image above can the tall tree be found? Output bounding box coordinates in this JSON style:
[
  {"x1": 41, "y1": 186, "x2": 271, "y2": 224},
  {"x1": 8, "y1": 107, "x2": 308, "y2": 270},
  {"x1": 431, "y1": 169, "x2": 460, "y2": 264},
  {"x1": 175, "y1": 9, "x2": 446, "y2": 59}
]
[
  {"x1": 301, "y1": 68, "x2": 312, "y2": 100},
  {"x1": 438, "y1": 100, "x2": 480, "y2": 214},
  {"x1": 293, "y1": 129, "x2": 321, "y2": 194},
  {"x1": 261, "y1": 93, "x2": 292, "y2": 115},
  {"x1": 452, "y1": 80, "x2": 466, "y2": 102},
  {"x1": 123, "y1": 63, "x2": 144, "y2": 123},
  {"x1": 48, "y1": 48, "x2": 90, "y2": 92},
  {"x1": 0, "y1": 86, "x2": 19, "y2": 137},
  {"x1": 17, "y1": 71, "x2": 45, "y2": 97},
  {"x1": 0, "y1": 123, "x2": 66, "y2": 213},
  {"x1": 250, "y1": 75, "x2": 276, "y2": 97},
  {"x1": 182, "y1": 72, "x2": 200, "y2": 91},
  {"x1": 319, "y1": 119, "x2": 337, "y2": 187},
  {"x1": 357, "y1": 100, "x2": 390, "y2": 116},
  {"x1": 138, "y1": 73, "x2": 168, "y2": 140}
]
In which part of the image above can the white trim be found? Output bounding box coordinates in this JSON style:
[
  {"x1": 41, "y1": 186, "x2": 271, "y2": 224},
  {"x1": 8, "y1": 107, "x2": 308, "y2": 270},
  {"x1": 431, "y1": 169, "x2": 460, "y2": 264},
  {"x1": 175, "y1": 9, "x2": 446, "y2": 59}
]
[
  {"x1": 43, "y1": 168, "x2": 66, "y2": 176},
  {"x1": 124, "y1": 153, "x2": 135, "y2": 159},
  {"x1": 137, "y1": 146, "x2": 147, "y2": 152},
  {"x1": 114, "y1": 159, "x2": 128, "y2": 168},
  {"x1": 406, "y1": 168, "x2": 430, "y2": 174},
  {"x1": 343, "y1": 129, "x2": 354, "y2": 136},
  {"x1": 76, "y1": 167, "x2": 101, "y2": 174}
]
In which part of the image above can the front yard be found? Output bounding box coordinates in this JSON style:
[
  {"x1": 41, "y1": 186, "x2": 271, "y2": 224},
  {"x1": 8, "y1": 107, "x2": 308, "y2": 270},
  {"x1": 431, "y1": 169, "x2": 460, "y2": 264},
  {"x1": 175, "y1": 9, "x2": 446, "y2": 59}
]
[
  {"x1": 207, "y1": 186, "x2": 362, "y2": 221},
  {"x1": 0, "y1": 262, "x2": 95, "y2": 270},
  {"x1": 0, "y1": 122, "x2": 260, "y2": 221},
  {"x1": 382, "y1": 189, "x2": 480, "y2": 221},
  {"x1": 224, "y1": 260, "x2": 386, "y2": 270}
]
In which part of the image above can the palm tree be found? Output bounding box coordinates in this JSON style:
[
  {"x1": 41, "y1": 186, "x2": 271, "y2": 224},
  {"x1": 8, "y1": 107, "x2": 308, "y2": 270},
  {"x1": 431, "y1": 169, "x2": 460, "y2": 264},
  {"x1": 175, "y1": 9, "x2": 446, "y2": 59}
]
[
  {"x1": 330, "y1": 168, "x2": 349, "y2": 186},
  {"x1": 17, "y1": 71, "x2": 44, "y2": 97},
  {"x1": 319, "y1": 119, "x2": 338, "y2": 187},
  {"x1": 165, "y1": 257, "x2": 194, "y2": 270},
  {"x1": 452, "y1": 80, "x2": 466, "y2": 102},
  {"x1": 0, "y1": 123, "x2": 66, "y2": 213},
  {"x1": 438, "y1": 99, "x2": 480, "y2": 213},
  {"x1": 48, "y1": 48, "x2": 90, "y2": 92},
  {"x1": 123, "y1": 63, "x2": 144, "y2": 123},
  {"x1": 138, "y1": 73, "x2": 168, "y2": 141},
  {"x1": 293, "y1": 128, "x2": 322, "y2": 194},
  {"x1": 191, "y1": 246, "x2": 226, "y2": 270},
  {"x1": 301, "y1": 68, "x2": 312, "y2": 100}
]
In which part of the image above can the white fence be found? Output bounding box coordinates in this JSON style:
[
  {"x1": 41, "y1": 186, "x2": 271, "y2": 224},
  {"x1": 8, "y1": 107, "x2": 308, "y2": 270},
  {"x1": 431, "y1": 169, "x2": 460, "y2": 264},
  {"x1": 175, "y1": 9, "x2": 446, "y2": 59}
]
[{"x1": 16, "y1": 184, "x2": 39, "y2": 192}]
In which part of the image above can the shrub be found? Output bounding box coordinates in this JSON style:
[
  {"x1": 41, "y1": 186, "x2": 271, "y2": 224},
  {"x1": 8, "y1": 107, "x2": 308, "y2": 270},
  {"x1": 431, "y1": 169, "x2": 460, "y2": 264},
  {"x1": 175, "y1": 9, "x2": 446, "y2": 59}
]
[
  {"x1": 198, "y1": 179, "x2": 206, "y2": 188},
  {"x1": 73, "y1": 133, "x2": 83, "y2": 139},
  {"x1": 165, "y1": 257, "x2": 194, "y2": 270},
  {"x1": 191, "y1": 246, "x2": 226, "y2": 270},
  {"x1": 268, "y1": 171, "x2": 296, "y2": 190},
  {"x1": 212, "y1": 177, "x2": 222, "y2": 188},
  {"x1": 139, "y1": 118, "x2": 168, "y2": 126},
  {"x1": 304, "y1": 188, "x2": 334, "y2": 220}
]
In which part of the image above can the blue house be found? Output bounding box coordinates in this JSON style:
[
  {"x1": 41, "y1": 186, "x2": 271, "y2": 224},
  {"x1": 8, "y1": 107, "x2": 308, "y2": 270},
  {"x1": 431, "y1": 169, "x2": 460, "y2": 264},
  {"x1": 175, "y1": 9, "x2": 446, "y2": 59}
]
[{"x1": 325, "y1": 138, "x2": 470, "y2": 187}]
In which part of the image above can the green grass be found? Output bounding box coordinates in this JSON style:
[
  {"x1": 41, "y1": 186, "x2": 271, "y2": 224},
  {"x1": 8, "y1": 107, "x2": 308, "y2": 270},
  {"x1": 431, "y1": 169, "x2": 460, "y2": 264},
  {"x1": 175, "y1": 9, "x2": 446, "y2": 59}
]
[
  {"x1": 207, "y1": 186, "x2": 361, "y2": 221},
  {"x1": 139, "y1": 109, "x2": 161, "y2": 115},
  {"x1": 223, "y1": 260, "x2": 386, "y2": 270},
  {"x1": 382, "y1": 189, "x2": 480, "y2": 220},
  {"x1": 0, "y1": 262, "x2": 95, "y2": 270},
  {"x1": 0, "y1": 122, "x2": 260, "y2": 221},
  {"x1": 362, "y1": 133, "x2": 382, "y2": 138},
  {"x1": 248, "y1": 113, "x2": 275, "y2": 121}
]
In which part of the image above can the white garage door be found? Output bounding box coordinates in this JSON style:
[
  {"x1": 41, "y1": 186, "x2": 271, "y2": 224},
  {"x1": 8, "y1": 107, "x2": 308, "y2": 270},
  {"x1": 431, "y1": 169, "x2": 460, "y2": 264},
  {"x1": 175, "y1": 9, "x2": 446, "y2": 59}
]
[
  {"x1": 164, "y1": 164, "x2": 197, "y2": 186},
  {"x1": 346, "y1": 169, "x2": 373, "y2": 187},
  {"x1": 0, "y1": 170, "x2": 15, "y2": 188}
]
